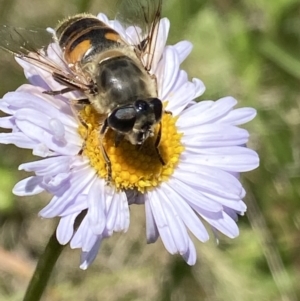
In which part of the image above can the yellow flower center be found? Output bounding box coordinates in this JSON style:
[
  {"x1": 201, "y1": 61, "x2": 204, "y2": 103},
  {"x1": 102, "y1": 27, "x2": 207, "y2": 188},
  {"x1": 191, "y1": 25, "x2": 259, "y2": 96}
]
[{"x1": 78, "y1": 104, "x2": 184, "y2": 193}]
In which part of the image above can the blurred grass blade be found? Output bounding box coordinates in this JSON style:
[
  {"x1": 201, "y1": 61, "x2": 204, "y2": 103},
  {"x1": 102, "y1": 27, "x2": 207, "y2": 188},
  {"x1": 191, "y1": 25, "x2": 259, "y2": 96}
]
[
  {"x1": 0, "y1": 0, "x2": 17, "y2": 22},
  {"x1": 259, "y1": 38, "x2": 300, "y2": 80},
  {"x1": 75, "y1": 0, "x2": 93, "y2": 13},
  {"x1": 245, "y1": 186, "x2": 297, "y2": 301}
]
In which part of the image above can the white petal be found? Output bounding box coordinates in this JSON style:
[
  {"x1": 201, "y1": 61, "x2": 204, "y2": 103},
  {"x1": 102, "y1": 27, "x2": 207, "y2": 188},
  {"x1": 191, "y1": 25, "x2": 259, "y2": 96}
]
[
  {"x1": 145, "y1": 192, "x2": 177, "y2": 254},
  {"x1": 70, "y1": 216, "x2": 88, "y2": 249},
  {"x1": 177, "y1": 97, "x2": 238, "y2": 127},
  {"x1": 157, "y1": 46, "x2": 180, "y2": 99},
  {"x1": 32, "y1": 144, "x2": 54, "y2": 157},
  {"x1": 217, "y1": 108, "x2": 257, "y2": 125},
  {"x1": 166, "y1": 79, "x2": 205, "y2": 116},
  {"x1": 0, "y1": 132, "x2": 37, "y2": 149},
  {"x1": 173, "y1": 41, "x2": 193, "y2": 64},
  {"x1": 15, "y1": 119, "x2": 81, "y2": 155},
  {"x1": 39, "y1": 167, "x2": 95, "y2": 218},
  {"x1": 19, "y1": 156, "x2": 71, "y2": 176},
  {"x1": 154, "y1": 188, "x2": 189, "y2": 254},
  {"x1": 200, "y1": 210, "x2": 239, "y2": 238},
  {"x1": 58, "y1": 194, "x2": 88, "y2": 216},
  {"x1": 183, "y1": 147, "x2": 259, "y2": 172},
  {"x1": 49, "y1": 118, "x2": 65, "y2": 141},
  {"x1": 113, "y1": 191, "x2": 130, "y2": 232},
  {"x1": 13, "y1": 176, "x2": 44, "y2": 196},
  {"x1": 82, "y1": 228, "x2": 99, "y2": 252},
  {"x1": 181, "y1": 124, "x2": 249, "y2": 147},
  {"x1": 161, "y1": 181, "x2": 209, "y2": 242},
  {"x1": 182, "y1": 238, "x2": 197, "y2": 265},
  {"x1": 105, "y1": 187, "x2": 118, "y2": 233},
  {"x1": 56, "y1": 213, "x2": 79, "y2": 244},
  {"x1": 80, "y1": 238, "x2": 102, "y2": 270},
  {"x1": 3, "y1": 91, "x2": 74, "y2": 126},
  {"x1": 0, "y1": 116, "x2": 15, "y2": 129},
  {"x1": 151, "y1": 18, "x2": 170, "y2": 73},
  {"x1": 169, "y1": 177, "x2": 223, "y2": 212},
  {"x1": 42, "y1": 173, "x2": 70, "y2": 193},
  {"x1": 173, "y1": 167, "x2": 243, "y2": 200},
  {"x1": 87, "y1": 179, "x2": 106, "y2": 235},
  {"x1": 145, "y1": 199, "x2": 159, "y2": 243},
  {"x1": 97, "y1": 13, "x2": 109, "y2": 24}
]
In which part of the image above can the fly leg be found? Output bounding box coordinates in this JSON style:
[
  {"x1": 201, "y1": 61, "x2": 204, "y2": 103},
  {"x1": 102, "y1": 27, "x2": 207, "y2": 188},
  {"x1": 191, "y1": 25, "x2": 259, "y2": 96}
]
[
  {"x1": 43, "y1": 87, "x2": 75, "y2": 95},
  {"x1": 43, "y1": 72, "x2": 90, "y2": 95},
  {"x1": 100, "y1": 119, "x2": 112, "y2": 182},
  {"x1": 155, "y1": 121, "x2": 165, "y2": 165},
  {"x1": 69, "y1": 98, "x2": 91, "y2": 155}
]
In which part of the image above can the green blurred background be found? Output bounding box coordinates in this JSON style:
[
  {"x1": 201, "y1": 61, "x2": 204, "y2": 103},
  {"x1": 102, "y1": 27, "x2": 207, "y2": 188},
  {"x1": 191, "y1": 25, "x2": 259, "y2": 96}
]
[{"x1": 0, "y1": 0, "x2": 300, "y2": 300}]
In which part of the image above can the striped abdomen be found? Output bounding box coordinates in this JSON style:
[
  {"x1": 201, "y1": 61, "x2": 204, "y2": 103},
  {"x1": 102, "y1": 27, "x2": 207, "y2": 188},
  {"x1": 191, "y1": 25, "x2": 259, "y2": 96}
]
[{"x1": 55, "y1": 14, "x2": 122, "y2": 65}]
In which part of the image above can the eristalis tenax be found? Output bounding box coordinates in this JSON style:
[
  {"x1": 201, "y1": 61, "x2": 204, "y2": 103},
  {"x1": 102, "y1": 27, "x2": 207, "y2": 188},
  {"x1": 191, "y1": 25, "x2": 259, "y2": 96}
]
[{"x1": 0, "y1": 0, "x2": 165, "y2": 180}]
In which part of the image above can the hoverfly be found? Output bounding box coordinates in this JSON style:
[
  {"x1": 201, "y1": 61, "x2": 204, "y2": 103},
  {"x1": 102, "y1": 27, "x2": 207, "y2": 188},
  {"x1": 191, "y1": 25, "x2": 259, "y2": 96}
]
[{"x1": 0, "y1": 0, "x2": 165, "y2": 180}]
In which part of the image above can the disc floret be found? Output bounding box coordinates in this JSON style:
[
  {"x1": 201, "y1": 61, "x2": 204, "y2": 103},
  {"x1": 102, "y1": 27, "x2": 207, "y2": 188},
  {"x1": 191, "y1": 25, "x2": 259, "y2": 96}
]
[{"x1": 79, "y1": 105, "x2": 184, "y2": 192}]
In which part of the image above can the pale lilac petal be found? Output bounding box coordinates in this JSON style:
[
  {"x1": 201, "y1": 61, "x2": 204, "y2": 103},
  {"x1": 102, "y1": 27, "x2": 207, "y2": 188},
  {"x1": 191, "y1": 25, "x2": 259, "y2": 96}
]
[
  {"x1": 173, "y1": 41, "x2": 193, "y2": 64},
  {"x1": 58, "y1": 194, "x2": 88, "y2": 216},
  {"x1": 166, "y1": 78, "x2": 205, "y2": 115},
  {"x1": 15, "y1": 119, "x2": 80, "y2": 155},
  {"x1": 0, "y1": 116, "x2": 15, "y2": 128},
  {"x1": 157, "y1": 46, "x2": 180, "y2": 99},
  {"x1": 113, "y1": 191, "x2": 130, "y2": 232},
  {"x1": 224, "y1": 207, "x2": 240, "y2": 221},
  {"x1": 151, "y1": 18, "x2": 170, "y2": 73},
  {"x1": 19, "y1": 156, "x2": 71, "y2": 176},
  {"x1": 87, "y1": 179, "x2": 106, "y2": 235},
  {"x1": 70, "y1": 217, "x2": 88, "y2": 249},
  {"x1": 182, "y1": 238, "x2": 197, "y2": 266},
  {"x1": 82, "y1": 228, "x2": 99, "y2": 252},
  {"x1": 56, "y1": 213, "x2": 79, "y2": 244},
  {"x1": 173, "y1": 168, "x2": 243, "y2": 201},
  {"x1": 161, "y1": 182, "x2": 209, "y2": 242},
  {"x1": 41, "y1": 173, "x2": 71, "y2": 194},
  {"x1": 145, "y1": 199, "x2": 159, "y2": 243},
  {"x1": 183, "y1": 147, "x2": 259, "y2": 172},
  {"x1": 97, "y1": 13, "x2": 109, "y2": 24},
  {"x1": 32, "y1": 144, "x2": 55, "y2": 157},
  {"x1": 49, "y1": 118, "x2": 66, "y2": 141},
  {"x1": 168, "y1": 177, "x2": 223, "y2": 212},
  {"x1": 177, "y1": 162, "x2": 245, "y2": 196},
  {"x1": 13, "y1": 176, "x2": 44, "y2": 196},
  {"x1": 105, "y1": 188, "x2": 129, "y2": 233},
  {"x1": 181, "y1": 125, "x2": 249, "y2": 147},
  {"x1": 39, "y1": 167, "x2": 96, "y2": 218},
  {"x1": 4, "y1": 89, "x2": 77, "y2": 127},
  {"x1": 105, "y1": 187, "x2": 118, "y2": 234},
  {"x1": 216, "y1": 107, "x2": 257, "y2": 125},
  {"x1": 155, "y1": 188, "x2": 189, "y2": 254},
  {"x1": 80, "y1": 238, "x2": 102, "y2": 270},
  {"x1": 177, "y1": 97, "x2": 238, "y2": 127},
  {"x1": 146, "y1": 192, "x2": 177, "y2": 254},
  {"x1": 199, "y1": 210, "x2": 239, "y2": 238},
  {"x1": 0, "y1": 132, "x2": 37, "y2": 149}
]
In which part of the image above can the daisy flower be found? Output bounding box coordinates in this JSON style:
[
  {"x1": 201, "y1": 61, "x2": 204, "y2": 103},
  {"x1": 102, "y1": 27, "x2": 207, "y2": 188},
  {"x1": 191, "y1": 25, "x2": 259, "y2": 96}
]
[{"x1": 0, "y1": 14, "x2": 259, "y2": 269}]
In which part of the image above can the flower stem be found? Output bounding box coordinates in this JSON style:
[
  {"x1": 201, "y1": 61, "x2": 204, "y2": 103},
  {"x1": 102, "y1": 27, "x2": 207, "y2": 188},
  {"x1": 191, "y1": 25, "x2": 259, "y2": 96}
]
[{"x1": 23, "y1": 229, "x2": 64, "y2": 301}]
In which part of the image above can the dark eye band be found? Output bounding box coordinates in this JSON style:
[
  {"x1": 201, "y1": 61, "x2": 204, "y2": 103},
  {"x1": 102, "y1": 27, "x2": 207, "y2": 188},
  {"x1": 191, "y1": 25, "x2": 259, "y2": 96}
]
[{"x1": 108, "y1": 106, "x2": 136, "y2": 133}]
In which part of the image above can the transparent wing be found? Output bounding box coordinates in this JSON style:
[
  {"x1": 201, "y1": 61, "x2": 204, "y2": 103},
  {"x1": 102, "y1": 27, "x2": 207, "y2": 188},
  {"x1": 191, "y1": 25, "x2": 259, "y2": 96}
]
[
  {"x1": 116, "y1": 0, "x2": 163, "y2": 71},
  {"x1": 0, "y1": 25, "x2": 51, "y2": 55},
  {"x1": 0, "y1": 25, "x2": 91, "y2": 92}
]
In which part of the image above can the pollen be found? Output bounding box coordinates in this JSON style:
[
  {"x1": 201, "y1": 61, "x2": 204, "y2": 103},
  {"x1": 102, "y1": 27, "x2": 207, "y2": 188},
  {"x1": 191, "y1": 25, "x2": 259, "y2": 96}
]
[{"x1": 78, "y1": 105, "x2": 184, "y2": 193}]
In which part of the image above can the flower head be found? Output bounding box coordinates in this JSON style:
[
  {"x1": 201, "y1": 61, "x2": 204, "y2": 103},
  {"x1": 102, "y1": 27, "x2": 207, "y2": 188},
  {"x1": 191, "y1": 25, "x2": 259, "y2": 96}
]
[{"x1": 0, "y1": 14, "x2": 259, "y2": 268}]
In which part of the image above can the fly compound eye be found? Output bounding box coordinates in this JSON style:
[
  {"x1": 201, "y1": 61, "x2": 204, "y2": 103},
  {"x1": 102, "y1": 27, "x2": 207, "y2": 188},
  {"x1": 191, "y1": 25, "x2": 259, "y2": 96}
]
[
  {"x1": 135, "y1": 100, "x2": 149, "y2": 113},
  {"x1": 148, "y1": 98, "x2": 163, "y2": 122},
  {"x1": 108, "y1": 106, "x2": 136, "y2": 133}
]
